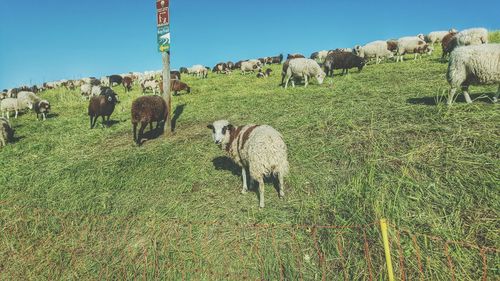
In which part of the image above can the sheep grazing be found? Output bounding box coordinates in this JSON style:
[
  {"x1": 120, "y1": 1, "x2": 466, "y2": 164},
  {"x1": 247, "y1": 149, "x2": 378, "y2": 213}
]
[
  {"x1": 240, "y1": 60, "x2": 262, "y2": 74},
  {"x1": 0, "y1": 117, "x2": 14, "y2": 148},
  {"x1": 323, "y1": 51, "x2": 365, "y2": 77},
  {"x1": 396, "y1": 37, "x2": 433, "y2": 62},
  {"x1": 355, "y1": 41, "x2": 395, "y2": 64},
  {"x1": 256, "y1": 68, "x2": 273, "y2": 78},
  {"x1": 179, "y1": 67, "x2": 188, "y2": 74},
  {"x1": 213, "y1": 62, "x2": 228, "y2": 74},
  {"x1": 88, "y1": 87, "x2": 119, "y2": 128},
  {"x1": 1, "y1": 98, "x2": 33, "y2": 119},
  {"x1": 187, "y1": 65, "x2": 208, "y2": 78},
  {"x1": 270, "y1": 54, "x2": 284, "y2": 64},
  {"x1": 283, "y1": 58, "x2": 326, "y2": 88},
  {"x1": 441, "y1": 30, "x2": 459, "y2": 60},
  {"x1": 33, "y1": 100, "x2": 51, "y2": 121},
  {"x1": 310, "y1": 50, "x2": 332, "y2": 65},
  {"x1": 425, "y1": 30, "x2": 453, "y2": 45},
  {"x1": 141, "y1": 79, "x2": 160, "y2": 95},
  {"x1": 207, "y1": 120, "x2": 289, "y2": 208},
  {"x1": 122, "y1": 76, "x2": 133, "y2": 92},
  {"x1": 226, "y1": 61, "x2": 235, "y2": 70},
  {"x1": 386, "y1": 40, "x2": 398, "y2": 53},
  {"x1": 287, "y1": 53, "x2": 305, "y2": 59},
  {"x1": 170, "y1": 70, "x2": 181, "y2": 80},
  {"x1": 170, "y1": 79, "x2": 191, "y2": 95},
  {"x1": 446, "y1": 44, "x2": 500, "y2": 105},
  {"x1": 131, "y1": 95, "x2": 169, "y2": 145},
  {"x1": 17, "y1": 91, "x2": 41, "y2": 108}
]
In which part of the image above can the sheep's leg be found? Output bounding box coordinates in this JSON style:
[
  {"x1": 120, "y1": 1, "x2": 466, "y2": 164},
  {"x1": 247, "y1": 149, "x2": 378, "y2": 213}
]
[
  {"x1": 304, "y1": 75, "x2": 309, "y2": 87},
  {"x1": 137, "y1": 122, "x2": 147, "y2": 145},
  {"x1": 278, "y1": 173, "x2": 285, "y2": 198},
  {"x1": 258, "y1": 177, "x2": 265, "y2": 208},
  {"x1": 376, "y1": 55, "x2": 380, "y2": 64},
  {"x1": 284, "y1": 75, "x2": 290, "y2": 89},
  {"x1": 462, "y1": 86, "x2": 472, "y2": 104},
  {"x1": 14, "y1": 110, "x2": 18, "y2": 119},
  {"x1": 101, "y1": 116, "x2": 106, "y2": 127},
  {"x1": 107, "y1": 115, "x2": 110, "y2": 126},
  {"x1": 493, "y1": 85, "x2": 499, "y2": 103},
  {"x1": 43, "y1": 113, "x2": 46, "y2": 121},
  {"x1": 149, "y1": 122, "x2": 153, "y2": 131},
  {"x1": 447, "y1": 88, "x2": 457, "y2": 106},
  {"x1": 241, "y1": 168, "x2": 248, "y2": 194},
  {"x1": 291, "y1": 79, "x2": 295, "y2": 88},
  {"x1": 133, "y1": 123, "x2": 137, "y2": 143}
]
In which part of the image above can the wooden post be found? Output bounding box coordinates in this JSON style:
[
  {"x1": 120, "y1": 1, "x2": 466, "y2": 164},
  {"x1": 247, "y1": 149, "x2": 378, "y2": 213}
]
[{"x1": 162, "y1": 53, "x2": 171, "y2": 133}]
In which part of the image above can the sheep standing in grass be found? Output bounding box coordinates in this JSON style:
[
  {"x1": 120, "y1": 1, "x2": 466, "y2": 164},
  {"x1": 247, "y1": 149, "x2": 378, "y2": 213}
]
[
  {"x1": 441, "y1": 30, "x2": 459, "y2": 60},
  {"x1": 33, "y1": 100, "x2": 51, "y2": 121},
  {"x1": 88, "y1": 88, "x2": 119, "y2": 128},
  {"x1": 0, "y1": 117, "x2": 14, "y2": 148},
  {"x1": 207, "y1": 120, "x2": 289, "y2": 208},
  {"x1": 80, "y1": 84, "x2": 93, "y2": 99},
  {"x1": 1, "y1": 98, "x2": 33, "y2": 119},
  {"x1": 426, "y1": 29, "x2": 457, "y2": 45},
  {"x1": 396, "y1": 37, "x2": 433, "y2": 62},
  {"x1": 240, "y1": 60, "x2": 262, "y2": 74},
  {"x1": 283, "y1": 58, "x2": 326, "y2": 88},
  {"x1": 456, "y1": 28, "x2": 489, "y2": 46},
  {"x1": 355, "y1": 41, "x2": 395, "y2": 64},
  {"x1": 131, "y1": 96, "x2": 169, "y2": 145},
  {"x1": 446, "y1": 44, "x2": 500, "y2": 105}
]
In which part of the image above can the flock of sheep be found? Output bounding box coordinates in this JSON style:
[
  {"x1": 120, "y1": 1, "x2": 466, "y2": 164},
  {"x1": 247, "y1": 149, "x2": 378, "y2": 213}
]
[{"x1": 1, "y1": 26, "x2": 499, "y2": 208}]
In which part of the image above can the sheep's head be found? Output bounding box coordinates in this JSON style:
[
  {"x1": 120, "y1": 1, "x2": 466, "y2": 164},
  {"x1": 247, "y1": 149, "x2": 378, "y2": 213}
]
[
  {"x1": 316, "y1": 71, "x2": 326, "y2": 85},
  {"x1": 207, "y1": 120, "x2": 233, "y2": 148},
  {"x1": 26, "y1": 102, "x2": 33, "y2": 110}
]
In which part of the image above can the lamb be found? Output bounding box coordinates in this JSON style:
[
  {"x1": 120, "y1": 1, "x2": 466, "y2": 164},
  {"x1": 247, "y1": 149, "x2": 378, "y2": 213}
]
[
  {"x1": 283, "y1": 58, "x2": 326, "y2": 88},
  {"x1": 354, "y1": 41, "x2": 394, "y2": 64},
  {"x1": 323, "y1": 51, "x2": 365, "y2": 77},
  {"x1": 141, "y1": 79, "x2": 160, "y2": 95},
  {"x1": 131, "y1": 95, "x2": 169, "y2": 145},
  {"x1": 170, "y1": 79, "x2": 191, "y2": 95},
  {"x1": 122, "y1": 76, "x2": 133, "y2": 92},
  {"x1": 256, "y1": 68, "x2": 273, "y2": 78},
  {"x1": 456, "y1": 28, "x2": 489, "y2": 46},
  {"x1": 33, "y1": 100, "x2": 51, "y2": 121},
  {"x1": 0, "y1": 117, "x2": 14, "y2": 148},
  {"x1": 396, "y1": 37, "x2": 433, "y2": 62},
  {"x1": 207, "y1": 120, "x2": 289, "y2": 208},
  {"x1": 80, "y1": 84, "x2": 93, "y2": 99},
  {"x1": 1, "y1": 98, "x2": 33, "y2": 119},
  {"x1": 240, "y1": 60, "x2": 262, "y2": 74},
  {"x1": 88, "y1": 88, "x2": 119, "y2": 128},
  {"x1": 446, "y1": 44, "x2": 500, "y2": 105}
]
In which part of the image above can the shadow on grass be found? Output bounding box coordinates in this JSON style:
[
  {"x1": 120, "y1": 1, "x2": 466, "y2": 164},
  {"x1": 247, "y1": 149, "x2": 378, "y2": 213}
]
[
  {"x1": 407, "y1": 93, "x2": 496, "y2": 106},
  {"x1": 171, "y1": 104, "x2": 186, "y2": 132},
  {"x1": 139, "y1": 125, "x2": 165, "y2": 145},
  {"x1": 46, "y1": 113, "x2": 59, "y2": 119},
  {"x1": 10, "y1": 134, "x2": 25, "y2": 144}
]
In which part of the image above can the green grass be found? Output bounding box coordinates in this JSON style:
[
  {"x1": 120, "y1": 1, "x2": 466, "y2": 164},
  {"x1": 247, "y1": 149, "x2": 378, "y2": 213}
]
[{"x1": 1, "y1": 32, "x2": 499, "y2": 280}]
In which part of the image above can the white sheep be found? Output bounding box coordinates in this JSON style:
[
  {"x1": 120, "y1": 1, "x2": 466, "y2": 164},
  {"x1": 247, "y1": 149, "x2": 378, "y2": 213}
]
[
  {"x1": 446, "y1": 44, "x2": 500, "y2": 105},
  {"x1": 456, "y1": 28, "x2": 489, "y2": 46},
  {"x1": 17, "y1": 91, "x2": 41, "y2": 108},
  {"x1": 187, "y1": 65, "x2": 208, "y2": 78},
  {"x1": 100, "y1": 76, "x2": 110, "y2": 87},
  {"x1": 0, "y1": 117, "x2": 13, "y2": 148},
  {"x1": 0, "y1": 98, "x2": 33, "y2": 119},
  {"x1": 240, "y1": 60, "x2": 262, "y2": 74},
  {"x1": 283, "y1": 58, "x2": 326, "y2": 88},
  {"x1": 426, "y1": 30, "x2": 450, "y2": 45},
  {"x1": 80, "y1": 84, "x2": 92, "y2": 99},
  {"x1": 310, "y1": 50, "x2": 330, "y2": 65},
  {"x1": 141, "y1": 79, "x2": 160, "y2": 95},
  {"x1": 396, "y1": 37, "x2": 433, "y2": 62},
  {"x1": 207, "y1": 120, "x2": 289, "y2": 208},
  {"x1": 354, "y1": 41, "x2": 394, "y2": 64},
  {"x1": 91, "y1": 85, "x2": 102, "y2": 97}
]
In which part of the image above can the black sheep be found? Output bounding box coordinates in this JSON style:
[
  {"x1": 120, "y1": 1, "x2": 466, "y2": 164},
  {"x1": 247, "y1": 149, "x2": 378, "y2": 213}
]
[
  {"x1": 323, "y1": 51, "x2": 366, "y2": 77},
  {"x1": 34, "y1": 100, "x2": 51, "y2": 121},
  {"x1": 131, "y1": 96, "x2": 169, "y2": 145},
  {"x1": 88, "y1": 87, "x2": 119, "y2": 128},
  {"x1": 108, "y1": 75, "x2": 123, "y2": 87}
]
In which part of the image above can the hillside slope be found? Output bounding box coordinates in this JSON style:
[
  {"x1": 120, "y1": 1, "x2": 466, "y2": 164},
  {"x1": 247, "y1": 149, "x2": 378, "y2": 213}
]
[{"x1": 0, "y1": 33, "x2": 499, "y2": 280}]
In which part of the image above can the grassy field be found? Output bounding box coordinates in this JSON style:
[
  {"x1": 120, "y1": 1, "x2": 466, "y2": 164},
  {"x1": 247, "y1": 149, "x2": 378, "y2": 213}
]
[{"x1": 1, "y1": 33, "x2": 499, "y2": 280}]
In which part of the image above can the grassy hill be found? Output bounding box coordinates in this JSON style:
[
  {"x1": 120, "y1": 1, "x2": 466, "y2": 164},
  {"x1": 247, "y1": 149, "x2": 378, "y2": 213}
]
[{"x1": 1, "y1": 33, "x2": 499, "y2": 280}]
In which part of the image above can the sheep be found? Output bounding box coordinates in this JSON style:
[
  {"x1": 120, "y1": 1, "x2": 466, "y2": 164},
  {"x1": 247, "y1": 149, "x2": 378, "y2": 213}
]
[
  {"x1": 446, "y1": 44, "x2": 500, "y2": 105},
  {"x1": 441, "y1": 30, "x2": 459, "y2": 60},
  {"x1": 396, "y1": 37, "x2": 433, "y2": 62},
  {"x1": 33, "y1": 100, "x2": 51, "y2": 121},
  {"x1": 187, "y1": 65, "x2": 208, "y2": 78},
  {"x1": 207, "y1": 120, "x2": 289, "y2": 208},
  {"x1": 108, "y1": 75, "x2": 123, "y2": 87},
  {"x1": 256, "y1": 68, "x2": 273, "y2": 78},
  {"x1": 179, "y1": 67, "x2": 188, "y2": 74},
  {"x1": 17, "y1": 91, "x2": 41, "y2": 109},
  {"x1": 0, "y1": 91, "x2": 7, "y2": 100},
  {"x1": 122, "y1": 76, "x2": 133, "y2": 92},
  {"x1": 170, "y1": 70, "x2": 181, "y2": 80},
  {"x1": 213, "y1": 62, "x2": 228, "y2": 74},
  {"x1": 1, "y1": 98, "x2": 33, "y2": 119},
  {"x1": 100, "y1": 76, "x2": 110, "y2": 87},
  {"x1": 386, "y1": 40, "x2": 398, "y2": 53},
  {"x1": 80, "y1": 84, "x2": 93, "y2": 99},
  {"x1": 270, "y1": 54, "x2": 283, "y2": 64},
  {"x1": 283, "y1": 58, "x2": 326, "y2": 88},
  {"x1": 170, "y1": 79, "x2": 191, "y2": 95},
  {"x1": 88, "y1": 88, "x2": 119, "y2": 128},
  {"x1": 0, "y1": 117, "x2": 14, "y2": 148},
  {"x1": 456, "y1": 28, "x2": 489, "y2": 46},
  {"x1": 354, "y1": 41, "x2": 395, "y2": 64},
  {"x1": 141, "y1": 79, "x2": 160, "y2": 95},
  {"x1": 131, "y1": 95, "x2": 169, "y2": 145},
  {"x1": 310, "y1": 50, "x2": 331, "y2": 65},
  {"x1": 226, "y1": 61, "x2": 235, "y2": 70},
  {"x1": 287, "y1": 53, "x2": 305, "y2": 59},
  {"x1": 91, "y1": 85, "x2": 103, "y2": 97},
  {"x1": 425, "y1": 30, "x2": 452, "y2": 45},
  {"x1": 323, "y1": 51, "x2": 366, "y2": 77},
  {"x1": 240, "y1": 60, "x2": 262, "y2": 74}
]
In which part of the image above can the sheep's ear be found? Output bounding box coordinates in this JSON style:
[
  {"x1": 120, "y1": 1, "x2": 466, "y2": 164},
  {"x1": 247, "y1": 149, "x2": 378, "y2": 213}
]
[
  {"x1": 227, "y1": 124, "x2": 234, "y2": 131},
  {"x1": 207, "y1": 124, "x2": 214, "y2": 130}
]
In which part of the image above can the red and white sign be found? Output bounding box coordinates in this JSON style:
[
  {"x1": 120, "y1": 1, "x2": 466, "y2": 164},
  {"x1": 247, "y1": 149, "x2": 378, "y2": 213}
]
[{"x1": 156, "y1": 0, "x2": 169, "y2": 27}]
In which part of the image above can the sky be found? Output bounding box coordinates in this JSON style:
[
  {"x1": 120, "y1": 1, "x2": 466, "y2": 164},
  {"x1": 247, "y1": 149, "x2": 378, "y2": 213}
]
[{"x1": 0, "y1": 0, "x2": 499, "y2": 89}]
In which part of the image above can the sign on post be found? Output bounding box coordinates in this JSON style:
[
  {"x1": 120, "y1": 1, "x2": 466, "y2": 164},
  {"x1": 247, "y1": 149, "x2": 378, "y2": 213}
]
[{"x1": 156, "y1": 0, "x2": 170, "y2": 53}]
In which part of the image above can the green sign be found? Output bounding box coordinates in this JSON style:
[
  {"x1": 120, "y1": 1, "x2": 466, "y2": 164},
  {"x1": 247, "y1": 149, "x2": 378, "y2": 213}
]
[{"x1": 157, "y1": 25, "x2": 170, "y2": 53}]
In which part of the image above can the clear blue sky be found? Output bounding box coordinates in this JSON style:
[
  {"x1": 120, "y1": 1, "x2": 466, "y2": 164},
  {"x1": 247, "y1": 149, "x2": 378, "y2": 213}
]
[{"x1": 0, "y1": 0, "x2": 498, "y2": 89}]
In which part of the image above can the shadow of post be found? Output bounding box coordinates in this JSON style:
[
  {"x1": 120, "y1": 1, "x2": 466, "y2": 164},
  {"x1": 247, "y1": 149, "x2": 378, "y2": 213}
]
[{"x1": 171, "y1": 104, "x2": 186, "y2": 132}]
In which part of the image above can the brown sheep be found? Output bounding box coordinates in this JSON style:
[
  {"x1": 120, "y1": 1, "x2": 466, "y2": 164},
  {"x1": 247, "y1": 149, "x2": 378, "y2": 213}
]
[
  {"x1": 441, "y1": 31, "x2": 459, "y2": 60},
  {"x1": 287, "y1": 53, "x2": 305, "y2": 59},
  {"x1": 257, "y1": 68, "x2": 273, "y2": 78},
  {"x1": 122, "y1": 76, "x2": 133, "y2": 92},
  {"x1": 170, "y1": 80, "x2": 191, "y2": 95},
  {"x1": 88, "y1": 87, "x2": 119, "y2": 129},
  {"x1": 131, "y1": 96, "x2": 169, "y2": 145}
]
